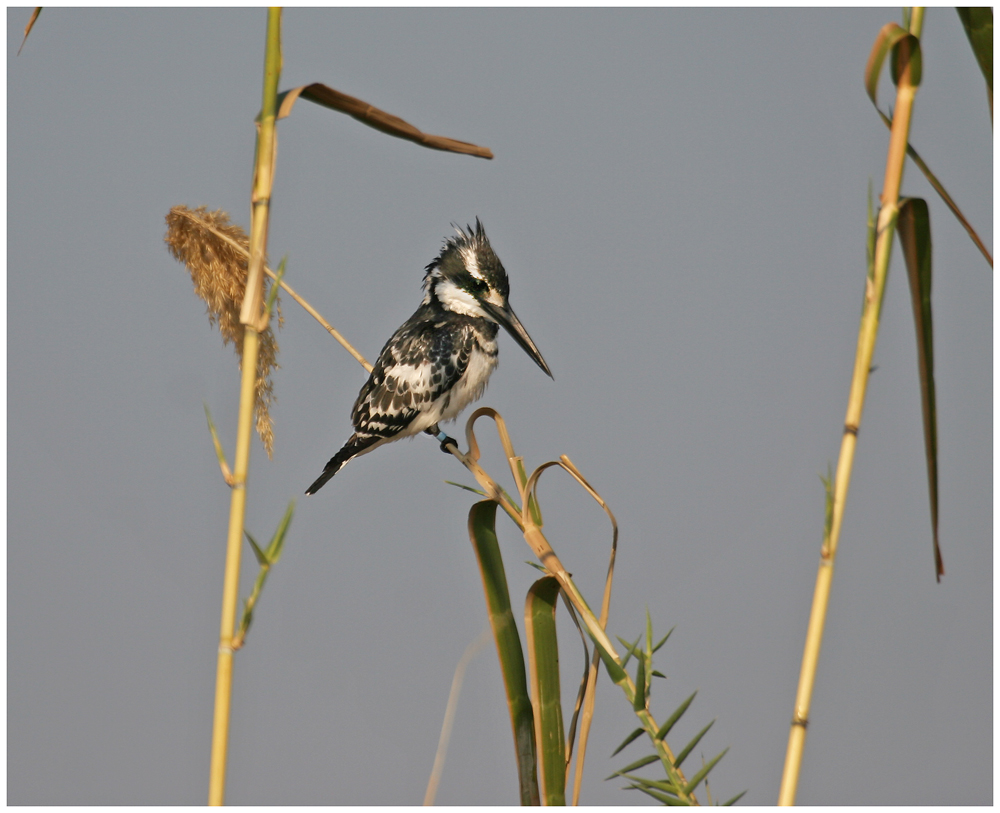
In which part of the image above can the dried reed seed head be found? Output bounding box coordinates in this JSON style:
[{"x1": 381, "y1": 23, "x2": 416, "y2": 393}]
[{"x1": 165, "y1": 205, "x2": 281, "y2": 458}]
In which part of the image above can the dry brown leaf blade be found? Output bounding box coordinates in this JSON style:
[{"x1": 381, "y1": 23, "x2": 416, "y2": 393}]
[
  {"x1": 897, "y1": 198, "x2": 943, "y2": 581},
  {"x1": 277, "y1": 82, "x2": 493, "y2": 159},
  {"x1": 17, "y1": 8, "x2": 42, "y2": 56}
]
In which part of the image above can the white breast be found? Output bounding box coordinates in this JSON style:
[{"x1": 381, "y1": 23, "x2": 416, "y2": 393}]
[{"x1": 438, "y1": 346, "x2": 499, "y2": 423}]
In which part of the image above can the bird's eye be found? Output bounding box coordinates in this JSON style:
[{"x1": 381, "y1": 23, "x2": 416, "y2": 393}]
[{"x1": 470, "y1": 278, "x2": 488, "y2": 294}]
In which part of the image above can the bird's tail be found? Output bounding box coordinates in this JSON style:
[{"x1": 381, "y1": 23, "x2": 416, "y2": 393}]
[{"x1": 305, "y1": 433, "x2": 383, "y2": 495}]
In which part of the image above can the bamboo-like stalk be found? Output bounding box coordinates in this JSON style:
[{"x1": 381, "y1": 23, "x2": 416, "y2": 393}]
[
  {"x1": 208, "y1": 8, "x2": 283, "y2": 806},
  {"x1": 777, "y1": 10, "x2": 923, "y2": 806}
]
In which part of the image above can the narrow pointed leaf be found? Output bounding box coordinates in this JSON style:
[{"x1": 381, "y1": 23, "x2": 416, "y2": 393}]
[
  {"x1": 633, "y1": 656, "x2": 647, "y2": 711},
  {"x1": 263, "y1": 257, "x2": 286, "y2": 322},
  {"x1": 652, "y1": 626, "x2": 676, "y2": 654},
  {"x1": 896, "y1": 138, "x2": 992, "y2": 267},
  {"x1": 611, "y1": 727, "x2": 645, "y2": 757},
  {"x1": 606, "y1": 753, "x2": 660, "y2": 778},
  {"x1": 897, "y1": 198, "x2": 943, "y2": 581},
  {"x1": 956, "y1": 8, "x2": 993, "y2": 99},
  {"x1": 674, "y1": 719, "x2": 715, "y2": 768},
  {"x1": 645, "y1": 608, "x2": 654, "y2": 657},
  {"x1": 651, "y1": 670, "x2": 667, "y2": 679},
  {"x1": 656, "y1": 691, "x2": 698, "y2": 741},
  {"x1": 683, "y1": 746, "x2": 729, "y2": 795},
  {"x1": 723, "y1": 790, "x2": 748, "y2": 806},
  {"x1": 17, "y1": 7, "x2": 41, "y2": 56},
  {"x1": 203, "y1": 403, "x2": 233, "y2": 484},
  {"x1": 617, "y1": 634, "x2": 642, "y2": 667},
  {"x1": 516, "y1": 458, "x2": 543, "y2": 527},
  {"x1": 866, "y1": 27, "x2": 992, "y2": 267},
  {"x1": 265, "y1": 500, "x2": 295, "y2": 564},
  {"x1": 444, "y1": 480, "x2": 486, "y2": 496},
  {"x1": 244, "y1": 531, "x2": 268, "y2": 566},
  {"x1": 596, "y1": 639, "x2": 628, "y2": 686},
  {"x1": 468, "y1": 500, "x2": 540, "y2": 806},
  {"x1": 525, "y1": 576, "x2": 566, "y2": 806},
  {"x1": 620, "y1": 773, "x2": 679, "y2": 794},
  {"x1": 626, "y1": 783, "x2": 688, "y2": 805}
]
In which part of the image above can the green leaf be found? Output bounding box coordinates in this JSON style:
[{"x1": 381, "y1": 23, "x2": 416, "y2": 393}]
[
  {"x1": 645, "y1": 607, "x2": 654, "y2": 657},
  {"x1": 633, "y1": 656, "x2": 647, "y2": 711},
  {"x1": 611, "y1": 727, "x2": 645, "y2": 757},
  {"x1": 626, "y1": 782, "x2": 689, "y2": 805},
  {"x1": 956, "y1": 8, "x2": 993, "y2": 98},
  {"x1": 516, "y1": 458, "x2": 544, "y2": 527},
  {"x1": 203, "y1": 402, "x2": 232, "y2": 483},
  {"x1": 244, "y1": 531, "x2": 268, "y2": 566},
  {"x1": 674, "y1": 719, "x2": 715, "y2": 769},
  {"x1": 264, "y1": 500, "x2": 295, "y2": 564},
  {"x1": 864, "y1": 30, "x2": 992, "y2": 269},
  {"x1": 897, "y1": 198, "x2": 943, "y2": 581},
  {"x1": 723, "y1": 790, "x2": 748, "y2": 806},
  {"x1": 895, "y1": 140, "x2": 992, "y2": 268},
  {"x1": 656, "y1": 691, "x2": 698, "y2": 741},
  {"x1": 597, "y1": 639, "x2": 628, "y2": 686},
  {"x1": 617, "y1": 634, "x2": 642, "y2": 668},
  {"x1": 525, "y1": 576, "x2": 566, "y2": 806},
  {"x1": 652, "y1": 626, "x2": 676, "y2": 654},
  {"x1": 619, "y1": 773, "x2": 679, "y2": 794},
  {"x1": 524, "y1": 560, "x2": 548, "y2": 573},
  {"x1": 606, "y1": 753, "x2": 660, "y2": 778},
  {"x1": 444, "y1": 480, "x2": 486, "y2": 496},
  {"x1": 651, "y1": 670, "x2": 667, "y2": 679},
  {"x1": 263, "y1": 257, "x2": 286, "y2": 321},
  {"x1": 683, "y1": 746, "x2": 729, "y2": 795},
  {"x1": 468, "y1": 500, "x2": 540, "y2": 806}
]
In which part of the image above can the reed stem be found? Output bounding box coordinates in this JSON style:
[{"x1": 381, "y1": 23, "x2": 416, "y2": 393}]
[
  {"x1": 208, "y1": 9, "x2": 283, "y2": 805},
  {"x1": 777, "y1": 10, "x2": 922, "y2": 805}
]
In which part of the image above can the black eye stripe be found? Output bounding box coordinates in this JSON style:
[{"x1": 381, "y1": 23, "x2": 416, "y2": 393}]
[{"x1": 463, "y1": 276, "x2": 488, "y2": 294}]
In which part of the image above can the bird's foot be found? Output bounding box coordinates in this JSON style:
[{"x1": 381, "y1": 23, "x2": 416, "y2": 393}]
[{"x1": 426, "y1": 425, "x2": 459, "y2": 454}]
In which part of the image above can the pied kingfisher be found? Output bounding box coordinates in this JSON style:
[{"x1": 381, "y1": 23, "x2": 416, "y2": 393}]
[{"x1": 306, "y1": 220, "x2": 552, "y2": 495}]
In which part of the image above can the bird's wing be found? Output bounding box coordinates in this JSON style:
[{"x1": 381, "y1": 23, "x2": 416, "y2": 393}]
[{"x1": 352, "y1": 315, "x2": 474, "y2": 436}]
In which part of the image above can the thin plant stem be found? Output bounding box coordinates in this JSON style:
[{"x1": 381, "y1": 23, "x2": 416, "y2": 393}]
[
  {"x1": 171, "y1": 206, "x2": 373, "y2": 372},
  {"x1": 208, "y1": 8, "x2": 282, "y2": 806},
  {"x1": 423, "y1": 627, "x2": 492, "y2": 805},
  {"x1": 777, "y1": 10, "x2": 923, "y2": 806}
]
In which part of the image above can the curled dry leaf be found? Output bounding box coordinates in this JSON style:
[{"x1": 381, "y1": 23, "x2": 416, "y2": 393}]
[
  {"x1": 276, "y1": 82, "x2": 493, "y2": 159},
  {"x1": 164, "y1": 205, "x2": 281, "y2": 457}
]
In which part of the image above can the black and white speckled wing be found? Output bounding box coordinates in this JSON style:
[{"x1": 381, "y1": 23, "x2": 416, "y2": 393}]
[
  {"x1": 353, "y1": 314, "x2": 476, "y2": 435},
  {"x1": 305, "y1": 312, "x2": 478, "y2": 495}
]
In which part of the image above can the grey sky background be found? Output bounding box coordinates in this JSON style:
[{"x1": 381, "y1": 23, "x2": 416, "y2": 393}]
[{"x1": 7, "y1": 8, "x2": 992, "y2": 806}]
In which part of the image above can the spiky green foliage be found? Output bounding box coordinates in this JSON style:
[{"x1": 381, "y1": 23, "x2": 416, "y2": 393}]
[{"x1": 606, "y1": 615, "x2": 742, "y2": 805}]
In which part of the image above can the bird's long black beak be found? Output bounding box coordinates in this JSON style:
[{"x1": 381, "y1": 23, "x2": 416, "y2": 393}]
[{"x1": 482, "y1": 300, "x2": 553, "y2": 379}]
